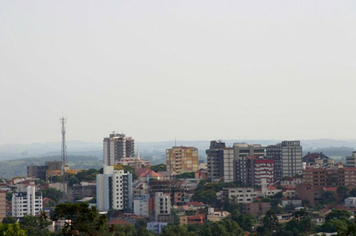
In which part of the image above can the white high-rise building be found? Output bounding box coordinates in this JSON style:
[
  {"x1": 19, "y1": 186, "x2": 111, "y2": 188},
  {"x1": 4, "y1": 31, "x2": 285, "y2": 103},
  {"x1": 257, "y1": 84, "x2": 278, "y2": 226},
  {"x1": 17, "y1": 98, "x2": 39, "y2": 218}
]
[
  {"x1": 96, "y1": 166, "x2": 133, "y2": 212},
  {"x1": 12, "y1": 186, "x2": 42, "y2": 218}
]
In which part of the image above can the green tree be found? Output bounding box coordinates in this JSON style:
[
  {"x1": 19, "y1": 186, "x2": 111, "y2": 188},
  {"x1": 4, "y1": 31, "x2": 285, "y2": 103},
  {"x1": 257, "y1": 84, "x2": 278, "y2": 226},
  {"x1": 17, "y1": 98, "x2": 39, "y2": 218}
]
[
  {"x1": 270, "y1": 198, "x2": 282, "y2": 213},
  {"x1": 161, "y1": 225, "x2": 197, "y2": 236},
  {"x1": 40, "y1": 187, "x2": 64, "y2": 203},
  {"x1": 50, "y1": 176, "x2": 61, "y2": 183},
  {"x1": 51, "y1": 202, "x2": 107, "y2": 236},
  {"x1": 0, "y1": 222, "x2": 27, "y2": 236},
  {"x1": 337, "y1": 186, "x2": 349, "y2": 200},
  {"x1": 2, "y1": 216, "x2": 17, "y2": 224},
  {"x1": 320, "y1": 191, "x2": 336, "y2": 205},
  {"x1": 350, "y1": 188, "x2": 356, "y2": 197},
  {"x1": 175, "y1": 172, "x2": 195, "y2": 179},
  {"x1": 321, "y1": 219, "x2": 347, "y2": 233},
  {"x1": 200, "y1": 219, "x2": 243, "y2": 236},
  {"x1": 19, "y1": 214, "x2": 52, "y2": 236},
  {"x1": 338, "y1": 220, "x2": 356, "y2": 236},
  {"x1": 6, "y1": 192, "x2": 14, "y2": 201},
  {"x1": 68, "y1": 176, "x2": 79, "y2": 186},
  {"x1": 271, "y1": 191, "x2": 283, "y2": 199},
  {"x1": 263, "y1": 210, "x2": 279, "y2": 232},
  {"x1": 325, "y1": 209, "x2": 352, "y2": 223},
  {"x1": 285, "y1": 210, "x2": 312, "y2": 234},
  {"x1": 150, "y1": 164, "x2": 167, "y2": 172}
]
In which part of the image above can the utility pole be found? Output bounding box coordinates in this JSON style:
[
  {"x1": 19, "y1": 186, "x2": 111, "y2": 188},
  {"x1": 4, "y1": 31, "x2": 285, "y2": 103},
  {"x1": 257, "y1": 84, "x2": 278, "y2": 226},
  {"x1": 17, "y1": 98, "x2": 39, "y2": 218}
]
[{"x1": 60, "y1": 117, "x2": 67, "y2": 196}]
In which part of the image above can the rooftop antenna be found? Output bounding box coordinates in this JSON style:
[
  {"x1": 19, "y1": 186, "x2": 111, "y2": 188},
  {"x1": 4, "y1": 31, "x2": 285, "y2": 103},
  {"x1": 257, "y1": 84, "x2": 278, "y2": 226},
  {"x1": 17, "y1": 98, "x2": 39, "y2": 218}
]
[
  {"x1": 175, "y1": 137, "x2": 177, "y2": 146},
  {"x1": 60, "y1": 116, "x2": 67, "y2": 196}
]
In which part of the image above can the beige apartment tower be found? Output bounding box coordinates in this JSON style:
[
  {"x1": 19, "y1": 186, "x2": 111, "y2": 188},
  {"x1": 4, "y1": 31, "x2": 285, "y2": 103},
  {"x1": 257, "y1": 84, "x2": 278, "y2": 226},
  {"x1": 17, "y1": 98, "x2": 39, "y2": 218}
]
[{"x1": 166, "y1": 146, "x2": 198, "y2": 174}]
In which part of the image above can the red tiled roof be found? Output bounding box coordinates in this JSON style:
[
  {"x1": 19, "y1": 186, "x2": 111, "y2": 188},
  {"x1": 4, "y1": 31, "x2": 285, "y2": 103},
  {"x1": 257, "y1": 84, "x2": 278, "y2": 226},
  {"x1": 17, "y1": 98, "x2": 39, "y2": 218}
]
[
  {"x1": 107, "y1": 218, "x2": 133, "y2": 226},
  {"x1": 323, "y1": 187, "x2": 337, "y2": 192},
  {"x1": 135, "y1": 168, "x2": 162, "y2": 178},
  {"x1": 284, "y1": 186, "x2": 295, "y2": 190},
  {"x1": 185, "y1": 201, "x2": 204, "y2": 206}
]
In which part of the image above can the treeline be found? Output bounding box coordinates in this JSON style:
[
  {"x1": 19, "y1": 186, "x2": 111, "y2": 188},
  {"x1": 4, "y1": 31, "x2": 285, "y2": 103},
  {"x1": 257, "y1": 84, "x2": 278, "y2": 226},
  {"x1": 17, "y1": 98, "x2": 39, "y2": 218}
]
[
  {"x1": 305, "y1": 146, "x2": 355, "y2": 157},
  {"x1": 0, "y1": 155, "x2": 102, "y2": 179}
]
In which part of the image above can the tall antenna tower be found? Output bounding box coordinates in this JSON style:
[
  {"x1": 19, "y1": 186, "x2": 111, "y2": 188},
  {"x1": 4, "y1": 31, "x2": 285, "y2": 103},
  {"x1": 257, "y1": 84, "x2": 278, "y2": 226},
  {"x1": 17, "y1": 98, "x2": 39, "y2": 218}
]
[{"x1": 60, "y1": 117, "x2": 67, "y2": 195}]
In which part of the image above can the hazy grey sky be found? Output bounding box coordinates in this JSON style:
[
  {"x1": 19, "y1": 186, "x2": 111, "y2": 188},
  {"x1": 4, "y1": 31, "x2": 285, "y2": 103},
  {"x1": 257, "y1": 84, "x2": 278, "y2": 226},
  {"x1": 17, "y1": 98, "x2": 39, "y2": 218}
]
[{"x1": 1, "y1": 0, "x2": 356, "y2": 145}]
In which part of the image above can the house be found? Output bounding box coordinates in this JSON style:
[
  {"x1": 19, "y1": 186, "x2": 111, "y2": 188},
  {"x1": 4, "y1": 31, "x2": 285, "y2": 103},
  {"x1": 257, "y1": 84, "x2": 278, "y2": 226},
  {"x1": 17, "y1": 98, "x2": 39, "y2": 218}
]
[
  {"x1": 207, "y1": 208, "x2": 230, "y2": 222},
  {"x1": 263, "y1": 185, "x2": 282, "y2": 197},
  {"x1": 147, "y1": 221, "x2": 168, "y2": 234},
  {"x1": 222, "y1": 187, "x2": 256, "y2": 203},
  {"x1": 345, "y1": 197, "x2": 356, "y2": 207},
  {"x1": 135, "y1": 168, "x2": 162, "y2": 182},
  {"x1": 242, "y1": 202, "x2": 270, "y2": 216},
  {"x1": 179, "y1": 213, "x2": 205, "y2": 226}
]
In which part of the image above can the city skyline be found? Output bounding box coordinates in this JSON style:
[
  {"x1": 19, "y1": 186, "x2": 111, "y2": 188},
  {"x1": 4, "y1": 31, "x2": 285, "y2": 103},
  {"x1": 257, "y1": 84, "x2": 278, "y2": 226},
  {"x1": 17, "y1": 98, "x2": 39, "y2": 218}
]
[{"x1": 1, "y1": 0, "x2": 356, "y2": 145}]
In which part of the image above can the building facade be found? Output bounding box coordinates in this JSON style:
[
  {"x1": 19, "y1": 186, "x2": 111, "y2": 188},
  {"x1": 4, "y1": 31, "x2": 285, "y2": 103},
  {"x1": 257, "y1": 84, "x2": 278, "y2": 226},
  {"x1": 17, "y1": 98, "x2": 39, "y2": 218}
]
[
  {"x1": 234, "y1": 143, "x2": 265, "y2": 184},
  {"x1": 147, "y1": 221, "x2": 168, "y2": 234},
  {"x1": 154, "y1": 192, "x2": 171, "y2": 221},
  {"x1": 166, "y1": 146, "x2": 198, "y2": 174},
  {"x1": 133, "y1": 194, "x2": 149, "y2": 217},
  {"x1": 0, "y1": 191, "x2": 5, "y2": 222},
  {"x1": 96, "y1": 166, "x2": 133, "y2": 212},
  {"x1": 12, "y1": 186, "x2": 42, "y2": 218},
  {"x1": 222, "y1": 187, "x2": 257, "y2": 203},
  {"x1": 103, "y1": 133, "x2": 135, "y2": 166},
  {"x1": 247, "y1": 157, "x2": 274, "y2": 186},
  {"x1": 345, "y1": 152, "x2": 356, "y2": 167},
  {"x1": 206, "y1": 141, "x2": 226, "y2": 181},
  {"x1": 267, "y1": 141, "x2": 302, "y2": 180}
]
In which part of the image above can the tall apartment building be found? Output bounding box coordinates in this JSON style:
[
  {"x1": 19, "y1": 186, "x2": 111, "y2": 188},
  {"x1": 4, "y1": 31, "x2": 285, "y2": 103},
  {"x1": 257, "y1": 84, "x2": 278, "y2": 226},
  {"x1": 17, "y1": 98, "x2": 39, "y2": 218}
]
[
  {"x1": 223, "y1": 148, "x2": 234, "y2": 182},
  {"x1": 206, "y1": 141, "x2": 226, "y2": 181},
  {"x1": 0, "y1": 191, "x2": 5, "y2": 222},
  {"x1": 247, "y1": 157, "x2": 274, "y2": 186},
  {"x1": 266, "y1": 141, "x2": 302, "y2": 180},
  {"x1": 154, "y1": 192, "x2": 171, "y2": 221},
  {"x1": 103, "y1": 133, "x2": 135, "y2": 166},
  {"x1": 96, "y1": 166, "x2": 133, "y2": 212},
  {"x1": 345, "y1": 152, "x2": 356, "y2": 167},
  {"x1": 12, "y1": 186, "x2": 42, "y2": 218},
  {"x1": 166, "y1": 146, "x2": 198, "y2": 174},
  {"x1": 234, "y1": 143, "x2": 265, "y2": 184}
]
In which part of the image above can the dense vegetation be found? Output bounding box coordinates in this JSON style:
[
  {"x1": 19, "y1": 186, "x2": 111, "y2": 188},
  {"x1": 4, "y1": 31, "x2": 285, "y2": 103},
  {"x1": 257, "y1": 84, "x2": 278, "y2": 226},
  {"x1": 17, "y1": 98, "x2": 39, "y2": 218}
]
[{"x1": 0, "y1": 155, "x2": 102, "y2": 179}]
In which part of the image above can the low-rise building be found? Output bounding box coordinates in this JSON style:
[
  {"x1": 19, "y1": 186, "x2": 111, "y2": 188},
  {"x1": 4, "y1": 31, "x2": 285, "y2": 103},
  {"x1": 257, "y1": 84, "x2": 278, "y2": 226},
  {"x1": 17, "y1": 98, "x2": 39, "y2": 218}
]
[
  {"x1": 222, "y1": 187, "x2": 256, "y2": 203},
  {"x1": 207, "y1": 207, "x2": 230, "y2": 222},
  {"x1": 345, "y1": 197, "x2": 356, "y2": 207},
  {"x1": 242, "y1": 202, "x2": 271, "y2": 216},
  {"x1": 179, "y1": 213, "x2": 205, "y2": 226},
  {"x1": 147, "y1": 221, "x2": 168, "y2": 234},
  {"x1": 262, "y1": 185, "x2": 282, "y2": 197}
]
